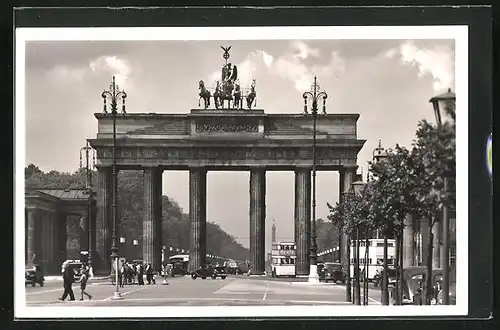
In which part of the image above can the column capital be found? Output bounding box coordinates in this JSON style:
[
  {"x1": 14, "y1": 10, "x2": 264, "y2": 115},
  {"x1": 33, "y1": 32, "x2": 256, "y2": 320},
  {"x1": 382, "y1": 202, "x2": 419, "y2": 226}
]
[
  {"x1": 339, "y1": 164, "x2": 358, "y2": 171},
  {"x1": 294, "y1": 166, "x2": 312, "y2": 173},
  {"x1": 142, "y1": 165, "x2": 163, "y2": 170}
]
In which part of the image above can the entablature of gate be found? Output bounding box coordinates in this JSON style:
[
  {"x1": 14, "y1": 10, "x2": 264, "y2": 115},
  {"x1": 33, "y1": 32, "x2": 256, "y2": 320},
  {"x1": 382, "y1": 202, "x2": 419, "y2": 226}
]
[{"x1": 90, "y1": 110, "x2": 366, "y2": 170}]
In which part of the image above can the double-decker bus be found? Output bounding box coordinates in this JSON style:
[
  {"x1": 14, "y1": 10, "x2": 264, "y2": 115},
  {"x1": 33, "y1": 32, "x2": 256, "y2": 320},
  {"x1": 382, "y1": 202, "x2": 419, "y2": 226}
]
[
  {"x1": 349, "y1": 238, "x2": 396, "y2": 281},
  {"x1": 168, "y1": 254, "x2": 189, "y2": 276},
  {"x1": 270, "y1": 242, "x2": 296, "y2": 277}
]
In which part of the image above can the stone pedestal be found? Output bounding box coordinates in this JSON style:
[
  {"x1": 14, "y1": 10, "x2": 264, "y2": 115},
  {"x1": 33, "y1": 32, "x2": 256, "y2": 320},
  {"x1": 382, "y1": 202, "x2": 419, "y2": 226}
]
[
  {"x1": 294, "y1": 167, "x2": 311, "y2": 275},
  {"x1": 143, "y1": 167, "x2": 163, "y2": 271},
  {"x1": 188, "y1": 167, "x2": 207, "y2": 273},
  {"x1": 403, "y1": 214, "x2": 415, "y2": 268},
  {"x1": 96, "y1": 166, "x2": 112, "y2": 272},
  {"x1": 249, "y1": 168, "x2": 266, "y2": 275}
]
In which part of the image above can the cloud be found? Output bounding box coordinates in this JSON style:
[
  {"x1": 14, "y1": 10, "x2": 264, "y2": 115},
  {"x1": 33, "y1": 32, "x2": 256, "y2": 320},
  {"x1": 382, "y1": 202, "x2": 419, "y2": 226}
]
[
  {"x1": 206, "y1": 40, "x2": 345, "y2": 92},
  {"x1": 46, "y1": 55, "x2": 133, "y2": 89},
  {"x1": 89, "y1": 56, "x2": 132, "y2": 89},
  {"x1": 386, "y1": 41, "x2": 455, "y2": 92}
]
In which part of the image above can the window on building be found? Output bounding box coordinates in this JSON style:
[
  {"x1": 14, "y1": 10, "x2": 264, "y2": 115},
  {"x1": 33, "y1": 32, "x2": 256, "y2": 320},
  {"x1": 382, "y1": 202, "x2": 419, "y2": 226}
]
[
  {"x1": 450, "y1": 247, "x2": 456, "y2": 267},
  {"x1": 377, "y1": 242, "x2": 384, "y2": 247}
]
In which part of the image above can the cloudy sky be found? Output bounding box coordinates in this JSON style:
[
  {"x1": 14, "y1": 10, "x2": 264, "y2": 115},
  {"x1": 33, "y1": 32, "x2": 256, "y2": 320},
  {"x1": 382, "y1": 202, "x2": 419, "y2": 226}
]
[{"x1": 24, "y1": 38, "x2": 455, "y2": 251}]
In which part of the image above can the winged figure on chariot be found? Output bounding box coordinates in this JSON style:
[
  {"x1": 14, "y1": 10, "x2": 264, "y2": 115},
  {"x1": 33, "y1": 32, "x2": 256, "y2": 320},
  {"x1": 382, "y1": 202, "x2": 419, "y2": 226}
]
[{"x1": 198, "y1": 46, "x2": 257, "y2": 110}]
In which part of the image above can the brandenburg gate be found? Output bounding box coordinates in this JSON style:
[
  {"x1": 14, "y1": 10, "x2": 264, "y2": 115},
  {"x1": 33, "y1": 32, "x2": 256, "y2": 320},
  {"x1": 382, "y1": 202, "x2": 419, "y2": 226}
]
[{"x1": 88, "y1": 48, "x2": 365, "y2": 275}]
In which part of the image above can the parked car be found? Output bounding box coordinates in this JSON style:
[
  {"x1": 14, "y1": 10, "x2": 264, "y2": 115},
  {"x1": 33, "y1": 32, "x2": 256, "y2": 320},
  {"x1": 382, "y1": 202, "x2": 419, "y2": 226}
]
[
  {"x1": 400, "y1": 266, "x2": 456, "y2": 305},
  {"x1": 319, "y1": 262, "x2": 346, "y2": 284},
  {"x1": 25, "y1": 265, "x2": 44, "y2": 287},
  {"x1": 191, "y1": 264, "x2": 227, "y2": 280},
  {"x1": 373, "y1": 267, "x2": 397, "y2": 287}
]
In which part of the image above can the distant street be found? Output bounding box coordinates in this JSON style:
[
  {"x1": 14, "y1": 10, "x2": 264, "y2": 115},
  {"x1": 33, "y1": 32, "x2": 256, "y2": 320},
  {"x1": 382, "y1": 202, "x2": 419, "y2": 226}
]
[{"x1": 26, "y1": 275, "x2": 382, "y2": 306}]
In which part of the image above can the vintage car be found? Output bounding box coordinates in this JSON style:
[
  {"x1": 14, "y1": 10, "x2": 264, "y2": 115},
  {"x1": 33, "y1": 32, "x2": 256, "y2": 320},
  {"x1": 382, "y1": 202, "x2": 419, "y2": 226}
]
[
  {"x1": 61, "y1": 260, "x2": 84, "y2": 277},
  {"x1": 191, "y1": 264, "x2": 227, "y2": 280},
  {"x1": 373, "y1": 267, "x2": 398, "y2": 287},
  {"x1": 319, "y1": 262, "x2": 346, "y2": 284},
  {"x1": 25, "y1": 265, "x2": 44, "y2": 287},
  {"x1": 400, "y1": 266, "x2": 457, "y2": 305}
]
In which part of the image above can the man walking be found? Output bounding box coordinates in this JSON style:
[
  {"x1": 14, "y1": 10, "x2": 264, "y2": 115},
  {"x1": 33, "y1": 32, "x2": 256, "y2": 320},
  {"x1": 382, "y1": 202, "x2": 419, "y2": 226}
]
[
  {"x1": 79, "y1": 268, "x2": 93, "y2": 301},
  {"x1": 59, "y1": 264, "x2": 76, "y2": 301}
]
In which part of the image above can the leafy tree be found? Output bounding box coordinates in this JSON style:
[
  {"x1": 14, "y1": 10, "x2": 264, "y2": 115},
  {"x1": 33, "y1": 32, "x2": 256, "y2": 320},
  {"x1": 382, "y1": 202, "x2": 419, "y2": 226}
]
[
  {"x1": 327, "y1": 190, "x2": 370, "y2": 305},
  {"x1": 410, "y1": 117, "x2": 455, "y2": 304},
  {"x1": 368, "y1": 145, "x2": 419, "y2": 304}
]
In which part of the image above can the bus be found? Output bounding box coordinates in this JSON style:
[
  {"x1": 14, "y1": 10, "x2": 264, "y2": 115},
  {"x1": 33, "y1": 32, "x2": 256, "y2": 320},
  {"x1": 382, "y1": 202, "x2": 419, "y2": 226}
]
[
  {"x1": 270, "y1": 242, "x2": 297, "y2": 277},
  {"x1": 168, "y1": 254, "x2": 189, "y2": 276},
  {"x1": 349, "y1": 238, "x2": 396, "y2": 281}
]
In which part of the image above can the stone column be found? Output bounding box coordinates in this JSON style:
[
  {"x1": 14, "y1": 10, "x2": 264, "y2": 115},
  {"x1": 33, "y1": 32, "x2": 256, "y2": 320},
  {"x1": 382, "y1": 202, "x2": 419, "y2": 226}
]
[
  {"x1": 249, "y1": 167, "x2": 266, "y2": 275},
  {"x1": 432, "y1": 221, "x2": 441, "y2": 269},
  {"x1": 420, "y1": 218, "x2": 429, "y2": 266},
  {"x1": 80, "y1": 214, "x2": 89, "y2": 252},
  {"x1": 40, "y1": 210, "x2": 51, "y2": 271},
  {"x1": 56, "y1": 212, "x2": 67, "y2": 269},
  {"x1": 188, "y1": 167, "x2": 207, "y2": 273},
  {"x1": 294, "y1": 167, "x2": 311, "y2": 275},
  {"x1": 96, "y1": 166, "x2": 112, "y2": 272},
  {"x1": 26, "y1": 208, "x2": 38, "y2": 266},
  {"x1": 339, "y1": 167, "x2": 356, "y2": 272},
  {"x1": 143, "y1": 167, "x2": 163, "y2": 271},
  {"x1": 402, "y1": 213, "x2": 415, "y2": 268},
  {"x1": 47, "y1": 212, "x2": 56, "y2": 273}
]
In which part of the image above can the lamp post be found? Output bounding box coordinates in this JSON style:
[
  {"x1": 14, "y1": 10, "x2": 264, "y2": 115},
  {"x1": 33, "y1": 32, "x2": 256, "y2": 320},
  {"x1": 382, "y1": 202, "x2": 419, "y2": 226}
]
[
  {"x1": 302, "y1": 76, "x2": 328, "y2": 284},
  {"x1": 79, "y1": 141, "x2": 95, "y2": 277},
  {"x1": 429, "y1": 88, "x2": 455, "y2": 305},
  {"x1": 102, "y1": 76, "x2": 127, "y2": 300},
  {"x1": 372, "y1": 140, "x2": 389, "y2": 304},
  {"x1": 352, "y1": 179, "x2": 367, "y2": 305}
]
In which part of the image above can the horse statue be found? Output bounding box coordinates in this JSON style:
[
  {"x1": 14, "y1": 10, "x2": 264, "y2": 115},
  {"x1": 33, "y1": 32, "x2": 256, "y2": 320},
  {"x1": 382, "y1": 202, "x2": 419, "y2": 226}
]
[
  {"x1": 245, "y1": 79, "x2": 257, "y2": 109},
  {"x1": 198, "y1": 80, "x2": 211, "y2": 109},
  {"x1": 213, "y1": 80, "x2": 222, "y2": 109},
  {"x1": 232, "y1": 80, "x2": 243, "y2": 110}
]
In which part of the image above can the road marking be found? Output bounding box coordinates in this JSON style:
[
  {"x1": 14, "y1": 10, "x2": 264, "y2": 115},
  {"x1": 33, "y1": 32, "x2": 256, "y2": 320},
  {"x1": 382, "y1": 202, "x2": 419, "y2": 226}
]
[
  {"x1": 103, "y1": 286, "x2": 150, "y2": 300},
  {"x1": 360, "y1": 294, "x2": 382, "y2": 305},
  {"x1": 262, "y1": 283, "x2": 270, "y2": 300},
  {"x1": 26, "y1": 288, "x2": 63, "y2": 296},
  {"x1": 48, "y1": 296, "x2": 351, "y2": 305}
]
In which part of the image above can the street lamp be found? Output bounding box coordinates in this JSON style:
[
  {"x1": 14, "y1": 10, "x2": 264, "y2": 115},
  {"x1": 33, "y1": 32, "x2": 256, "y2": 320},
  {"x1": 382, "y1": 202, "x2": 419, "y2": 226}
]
[
  {"x1": 79, "y1": 140, "x2": 95, "y2": 277},
  {"x1": 302, "y1": 76, "x2": 328, "y2": 284},
  {"x1": 371, "y1": 139, "x2": 389, "y2": 305},
  {"x1": 429, "y1": 88, "x2": 455, "y2": 305},
  {"x1": 352, "y1": 179, "x2": 367, "y2": 305},
  {"x1": 102, "y1": 76, "x2": 127, "y2": 300}
]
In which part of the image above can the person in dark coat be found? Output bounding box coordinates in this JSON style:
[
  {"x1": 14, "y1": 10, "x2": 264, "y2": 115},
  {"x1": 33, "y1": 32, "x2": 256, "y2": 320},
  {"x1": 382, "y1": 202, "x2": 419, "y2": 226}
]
[
  {"x1": 138, "y1": 263, "x2": 145, "y2": 285},
  {"x1": 59, "y1": 264, "x2": 76, "y2": 301}
]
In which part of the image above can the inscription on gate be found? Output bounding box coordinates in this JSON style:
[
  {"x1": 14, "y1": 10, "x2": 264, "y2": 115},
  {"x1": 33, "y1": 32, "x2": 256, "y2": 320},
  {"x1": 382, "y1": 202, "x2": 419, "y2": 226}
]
[
  {"x1": 99, "y1": 147, "x2": 357, "y2": 161},
  {"x1": 195, "y1": 117, "x2": 259, "y2": 133}
]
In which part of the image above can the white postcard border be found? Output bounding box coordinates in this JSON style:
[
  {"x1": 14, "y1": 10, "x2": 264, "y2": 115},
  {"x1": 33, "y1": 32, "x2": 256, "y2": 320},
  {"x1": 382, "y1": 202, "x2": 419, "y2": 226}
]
[{"x1": 15, "y1": 25, "x2": 469, "y2": 318}]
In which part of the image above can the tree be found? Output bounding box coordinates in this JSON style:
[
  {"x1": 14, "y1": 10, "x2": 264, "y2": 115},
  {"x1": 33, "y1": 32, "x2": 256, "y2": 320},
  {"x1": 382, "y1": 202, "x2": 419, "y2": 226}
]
[
  {"x1": 368, "y1": 145, "x2": 419, "y2": 304},
  {"x1": 327, "y1": 189, "x2": 370, "y2": 305},
  {"x1": 410, "y1": 118, "x2": 455, "y2": 304}
]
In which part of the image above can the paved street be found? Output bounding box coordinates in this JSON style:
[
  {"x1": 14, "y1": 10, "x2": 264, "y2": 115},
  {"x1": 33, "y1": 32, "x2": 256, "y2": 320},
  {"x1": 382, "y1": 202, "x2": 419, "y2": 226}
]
[{"x1": 26, "y1": 275, "x2": 381, "y2": 306}]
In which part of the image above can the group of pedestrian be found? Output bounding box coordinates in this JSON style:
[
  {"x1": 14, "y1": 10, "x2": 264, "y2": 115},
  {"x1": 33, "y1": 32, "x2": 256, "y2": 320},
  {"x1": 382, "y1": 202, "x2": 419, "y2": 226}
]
[
  {"x1": 59, "y1": 263, "x2": 92, "y2": 302},
  {"x1": 117, "y1": 261, "x2": 158, "y2": 287}
]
